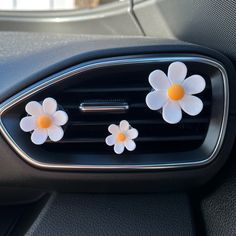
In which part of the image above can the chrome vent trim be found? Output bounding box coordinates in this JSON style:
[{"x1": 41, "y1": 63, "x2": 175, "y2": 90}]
[
  {"x1": 79, "y1": 102, "x2": 129, "y2": 113},
  {"x1": 0, "y1": 56, "x2": 229, "y2": 171}
]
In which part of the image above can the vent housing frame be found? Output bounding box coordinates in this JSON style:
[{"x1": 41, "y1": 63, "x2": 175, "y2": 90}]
[{"x1": 0, "y1": 55, "x2": 228, "y2": 171}]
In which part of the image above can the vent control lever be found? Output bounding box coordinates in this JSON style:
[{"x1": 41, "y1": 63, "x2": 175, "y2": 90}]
[{"x1": 79, "y1": 102, "x2": 129, "y2": 113}]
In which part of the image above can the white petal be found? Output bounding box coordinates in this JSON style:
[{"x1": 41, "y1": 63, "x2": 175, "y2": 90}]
[
  {"x1": 43, "y1": 97, "x2": 57, "y2": 115},
  {"x1": 20, "y1": 116, "x2": 36, "y2": 132},
  {"x1": 124, "y1": 139, "x2": 136, "y2": 151},
  {"x1": 53, "y1": 110, "x2": 68, "y2": 126},
  {"x1": 31, "y1": 129, "x2": 48, "y2": 145},
  {"x1": 183, "y1": 75, "x2": 206, "y2": 95},
  {"x1": 120, "y1": 120, "x2": 130, "y2": 132},
  {"x1": 126, "y1": 128, "x2": 138, "y2": 139},
  {"x1": 163, "y1": 101, "x2": 182, "y2": 124},
  {"x1": 25, "y1": 101, "x2": 43, "y2": 116},
  {"x1": 105, "y1": 135, "x2": 115, "y2": 146},
  {"x1": 114, "y1": 143, "x2": 125, "y2": 154},
  {"x1": 108, "y1": 124, "x2": 119, "y2": 135},
  {"x1": 48, "y1": 125, "x2": 64, "y2": 142},
  {"x1": 168, "y1": 62, "x2": 187, "y2": 84},
  {"x1": 148, "y1": 70, "x2": 170, "y2": 90},
  {"x1": 179, "y1": 95, "x2": 203, "y2": 116},
  {"x1": 145, "y1": 91, "x2": 167, "y2": 111}
]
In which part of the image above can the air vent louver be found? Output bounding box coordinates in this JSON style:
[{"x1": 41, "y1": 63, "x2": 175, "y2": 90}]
[
  {"x1": 0, "y1": 56, "x2": 226, "y2": 170},
  {"x1": 44, "y1": 66, "x2": 211, "y2": 155}
]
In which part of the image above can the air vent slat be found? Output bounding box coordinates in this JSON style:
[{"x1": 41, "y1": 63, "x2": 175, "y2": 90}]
[
  {"x1": 69, "y1": 118, "x2": 209, "y2": 126},
  {"x1": 47, "y1": 134, "x2": 204, "y2": 144},
  {"x1": 64, "y1": 85, "x2": 211, "y2": 94},
  {"x1": 63, "y1": 102, "x2": 211, "y2": 110},
  {"x1": 65, "y1": 87, "x2": 151, "y2": 93}
]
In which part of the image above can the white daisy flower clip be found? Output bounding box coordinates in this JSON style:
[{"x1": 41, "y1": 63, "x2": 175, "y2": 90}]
[
  {"x1": 105, "y1": 120, "x2": 138, "y2": 154},
  {"x1": 20, "y1": 97, "x2": 68, "y2": 145},
  {"x1": 145, "y1": 61, "x2": 206, "y2": 124}
]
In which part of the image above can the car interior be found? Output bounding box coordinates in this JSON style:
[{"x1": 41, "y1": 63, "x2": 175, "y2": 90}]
[{"x1": 0, "y1": 0, "x2": 236, "y2": 235}]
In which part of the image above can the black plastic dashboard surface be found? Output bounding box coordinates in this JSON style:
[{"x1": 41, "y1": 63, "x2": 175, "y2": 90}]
[{"x1": 25, "y1": 193, "x2": 195, "y2": 236}]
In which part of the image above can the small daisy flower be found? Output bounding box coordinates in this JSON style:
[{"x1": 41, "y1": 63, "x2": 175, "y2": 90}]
[
  {"x1": 20, "y1": 97, "x2": 68, "y2": 145},
  {"x1": 105, "y1": 120, "x2": 138, "y2": 154},
  {"x1": 145, "y1": 61, "x2": 206, "y2": 124}
]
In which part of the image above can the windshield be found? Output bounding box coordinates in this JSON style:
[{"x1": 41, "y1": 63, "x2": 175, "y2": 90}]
[{"x1": 0, "y1": 0, "x2": 117, "y2": 11}]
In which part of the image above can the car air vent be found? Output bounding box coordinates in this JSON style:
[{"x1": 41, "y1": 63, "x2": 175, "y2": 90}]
[
  {"x1": 0, "y1": 55, "x2": 228, "y2": 170},
  {"x1": 45, "y1": 67, "x2": 211, "y2": 155}
]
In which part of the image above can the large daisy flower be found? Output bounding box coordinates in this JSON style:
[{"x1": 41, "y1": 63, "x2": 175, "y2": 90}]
[
  {"x1": 105, "y1": 120, "x2": 138, "y2": 154},
  {"x1": 145, "y1": 61, "x2": 206, "y2": 124},
  {"x1": 20, "y1": 97, "x2": 68, "y2": 145}
]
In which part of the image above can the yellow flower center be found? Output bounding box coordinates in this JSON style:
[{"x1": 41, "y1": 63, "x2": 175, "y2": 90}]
[
  {"x1": 36, "y1": 115, "x2": 52, "y2": 129},
  {"x1": 167, "y1": 84, "x2": 185, "y2": 101},
  {"x1": 116, "y1": 133, "x2": 126, "y2": 142}
]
